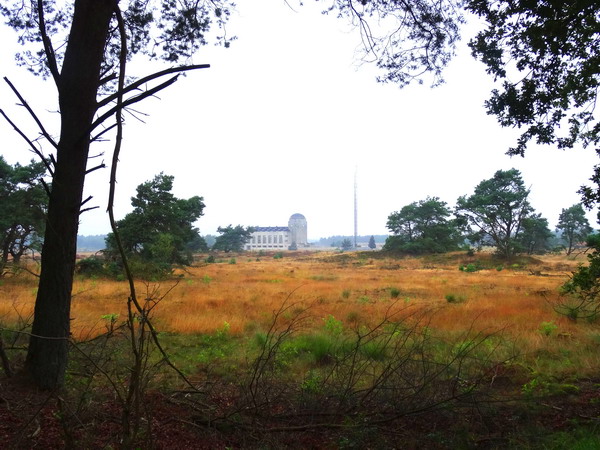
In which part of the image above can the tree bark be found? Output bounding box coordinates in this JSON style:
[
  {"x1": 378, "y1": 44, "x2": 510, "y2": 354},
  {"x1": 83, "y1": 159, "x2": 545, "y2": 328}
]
[{"x1": 25, "y1": 0, "x2": 115, "y2": 390}]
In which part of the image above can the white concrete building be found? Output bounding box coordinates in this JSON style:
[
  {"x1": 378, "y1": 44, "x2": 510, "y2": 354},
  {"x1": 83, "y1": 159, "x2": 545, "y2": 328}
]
[{"x1": 245, "y1": 213, "x2": 308, "y2": 251}]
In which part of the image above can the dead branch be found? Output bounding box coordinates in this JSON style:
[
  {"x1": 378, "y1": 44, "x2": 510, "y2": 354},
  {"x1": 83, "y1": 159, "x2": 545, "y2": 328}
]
[
  {"x1": 0, "y1": 108, "x2": 54, "y2": 176},
  {"x1": 3, "y1": 77, "x2": 58, "y2": 149}
]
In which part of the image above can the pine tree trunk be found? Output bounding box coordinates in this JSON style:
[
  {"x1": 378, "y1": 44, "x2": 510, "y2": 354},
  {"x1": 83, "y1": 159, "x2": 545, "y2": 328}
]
[{"x1": 25, "y1": 0, "x2": 114, "y2": 390}]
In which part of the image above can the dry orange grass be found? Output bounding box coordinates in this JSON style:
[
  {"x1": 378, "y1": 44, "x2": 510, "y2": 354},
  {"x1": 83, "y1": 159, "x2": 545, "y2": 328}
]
[{"x1": 1, "y1": 251, "x2": 599, "y2": 375}]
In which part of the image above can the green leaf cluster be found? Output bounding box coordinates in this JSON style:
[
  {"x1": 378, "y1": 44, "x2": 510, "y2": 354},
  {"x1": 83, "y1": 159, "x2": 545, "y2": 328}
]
[
  {"x1": 105, "y1": 173, "x2": 205, "y2": 272},
  {"x1": 212, "y1": 225, "x2": 254, "y2": 253},
  {"x1": 0, "y1": 156, "x2": 47, "y2": 268},
  {"x1": 467, "y1": 1, "x2": 600, "y2": 205},
  {"x1": 384, "y1": 197, "x2": 463, "y2": 254}
]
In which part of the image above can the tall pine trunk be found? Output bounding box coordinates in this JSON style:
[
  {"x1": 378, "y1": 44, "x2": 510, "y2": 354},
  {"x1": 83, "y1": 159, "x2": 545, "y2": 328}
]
[{"x1": 25, "y1": 0, "x2": 114, "y2": 390}]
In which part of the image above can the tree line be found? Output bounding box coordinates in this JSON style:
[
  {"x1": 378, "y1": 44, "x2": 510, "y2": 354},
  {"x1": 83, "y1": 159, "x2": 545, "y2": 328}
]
[{"x1": 384, "y1": 168, "x2": 594, "y2": 259}]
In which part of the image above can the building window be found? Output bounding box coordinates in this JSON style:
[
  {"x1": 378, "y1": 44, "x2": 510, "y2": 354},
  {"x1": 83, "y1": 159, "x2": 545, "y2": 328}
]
[
  {"x1": 268, "y1": 235, "x2": 272, "y2": 244},
  {"x1": 257, "y1": 235, "x2": 261, "y2": 244}
]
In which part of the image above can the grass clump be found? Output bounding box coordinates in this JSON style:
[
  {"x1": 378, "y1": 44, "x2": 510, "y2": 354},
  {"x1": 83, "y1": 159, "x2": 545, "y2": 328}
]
[{"x1": 445, "y1": 293, "x2": 466, "y2": 304}]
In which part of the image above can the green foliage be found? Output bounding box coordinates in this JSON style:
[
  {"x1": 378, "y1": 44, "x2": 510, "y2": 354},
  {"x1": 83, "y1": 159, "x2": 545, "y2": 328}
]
[
  {"x1": 341, "y1": 289, "x2": 351, "y2": 299},
  {"x1": 368, "y1": 235, "x2": 376, "y2": 249},
  {"x1": 205, "y1": 254, "x2": 216, "y2": 264},
  {"x1": 389, "y1": 287, "x2": 401, "y2": 298},
  {"x1": 0, "y1": 156, "x2": 47, "y2": 268},
  {"x1": 517, "y1": 213, "x2": 554, "y2": 255},
  {"x1": 322, "y1": 314, "x2": 343, "y2": 336},
  {"x1": 557, "y1": 204, "x2": 593, "y2": 255},
  {"x1": 559, "y1": 233, "x2": 600, "y2": 321},
  {"x1": 212, "y1": 225, "x2": 254, "y2": 253},
  {"x1": 456, "y1": 169, "x2": 534, "y2": 259},
  {"x1": 467, "y1": 1, "x2": 600, "y2": 205},
  {"x1": 273, "y1": 252, "x2": 283, "y2": 259},
  {"x1": 75, "y1": 257, "x2": 106, "y2": 277},
  {"x1": 105, "y1": 173, "x2": 205, "y2": 271},
  {"x1": 384, "y1": 197, "x2": 463, "y2": 255},
  {"x1": 340, "y1": 238, "x2": 353, "y2": 251},
  {"x1": 445, "y1": 293, "x2": 466, "y2": 304},
  {"x1": 459, "y1": 263, "x2": 480, "y2": 273},
  {"x1": 539, "y1": 321, "x2": 558, "y2": 337}
]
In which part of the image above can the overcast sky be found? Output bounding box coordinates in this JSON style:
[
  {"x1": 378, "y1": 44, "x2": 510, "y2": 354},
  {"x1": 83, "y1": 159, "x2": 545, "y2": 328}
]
[{"x1": 1, "y1": 2, "x2": 597, "y2": 241}]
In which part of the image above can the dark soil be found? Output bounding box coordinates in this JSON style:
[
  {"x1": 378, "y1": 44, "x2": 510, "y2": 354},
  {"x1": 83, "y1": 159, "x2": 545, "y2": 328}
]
[{"x1": 1, "y1": 374, "x2": 599, "y2": 449}]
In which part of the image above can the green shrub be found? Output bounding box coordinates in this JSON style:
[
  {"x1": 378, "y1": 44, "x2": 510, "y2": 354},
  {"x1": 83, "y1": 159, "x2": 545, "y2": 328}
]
[
  {"x1": 539, "y1": 321, "x2": 558, "y2": 336},
  {"x1": 76, "y1": 257, "x2": 105, "y2": 277},
  {"x1": 205, "y1": 254, "x2": 215, "y2": 263},
  {"x1": 459, "y1": 263, "x2": 480, "y2": 273},
  {"x1": 341, "y1": 289, "x2": 351, "y2": 299},
  {"x1": 273, "y1": 252, "x2": 283, "y2": 259},
  {"x1": 390, "y1": 287, "x2": 401, "y2": 298},
  {"x1": 290, "y1": 334, "x2": 335, "y2": 364},
  {"x1": 445, "y1": 293, "x2": 466, "y2": 304},
  {"x1": 323, "y1": 314, "x2": 343, "y2": 336},
  {"x1": 228, "y1": 258, "x2": 236, "y2": 264}
]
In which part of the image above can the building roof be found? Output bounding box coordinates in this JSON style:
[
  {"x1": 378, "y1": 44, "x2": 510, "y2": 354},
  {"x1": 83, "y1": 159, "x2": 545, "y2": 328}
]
[
  {"x1": 253, "y1": 226, "x2": 290, "y2": 232},
  {"x1": 289, "y1": 213, "x2": 306, "y2": 220}
]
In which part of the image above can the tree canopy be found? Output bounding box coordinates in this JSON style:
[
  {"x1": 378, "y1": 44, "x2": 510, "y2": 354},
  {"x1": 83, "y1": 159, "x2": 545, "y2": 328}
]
[
  {"x1": 456, "y1": 169, "x2": 533, "y2": 259},
  {"x1": 105, "y1": 173, "x2": 204, "y2": 268},
  {"x1": 0, "y1": 156, "x2": 47, "y2": 270},
  {"x1": 368, "y1": 235, "x2": 376, "y2": 250},
  {"x1": 517, "y1": 213, "x2": 554, "y2": 255},
  {"x1": 384, "y1": 197, "x2": 462, "y2": 254},
  {"x1": 212, "y1": 225, "x2": 254, "y2": 253},
  {"x1": 467, "y1": 1, "x2": 600, "y2": 205},
  {"x1": 557, "y1": 204, "x2": 593, "y2": 255}
]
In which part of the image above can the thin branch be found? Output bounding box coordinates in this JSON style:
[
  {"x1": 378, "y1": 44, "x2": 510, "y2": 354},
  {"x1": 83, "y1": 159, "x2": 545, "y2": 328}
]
[
  {"x1": 91, "y1": 123, "x2": 118, "y2": 143},
  {"x1": 0, "y1": 109, "x2": 54, "y2": 176},
  {"x1": 80, "y1": 206, "x2": 100, "y2": 215},
  {"x1": 96, "y1": 64, "x2": 210, "y2": 110},
  {"x1": 90, "y1": 75, "x2": 181, "y2": 133},
  {"x1": 80, "y1": 196, "x2": 93, "y2": 207},
  {"x1": 85, "y1": 162, "x2": 106, "y2": 174},
  {"x1": 36, "y1": 0, "x2": 60, "y2": 84},
  {"x1": 3, "y1": 77, "x2": 58, "y2": 149}
]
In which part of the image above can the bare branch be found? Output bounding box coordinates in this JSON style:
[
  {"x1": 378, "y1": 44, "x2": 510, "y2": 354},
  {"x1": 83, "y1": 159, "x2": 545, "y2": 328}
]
[
  {"x1": 0, "y1": 109, "x2": 54, "y2": 177},
  {"x1": 80, "y1": 206, "x2": 100, "y2": 215},
  {"x1": 3, "y1": 77, "x2": 58, "y2": 149},
  {"x1": 85, "y1": 162, "x2": 106, "y2": 174},
  {"x1": 36, "y1": 0, "x2": 61, "y2": 84},
  {"x1": 91, "y1": 75, "x2": 181, "y2": 133},
  {"x1": 96, "y1": 64, "x2": 210, "y2": 110}
]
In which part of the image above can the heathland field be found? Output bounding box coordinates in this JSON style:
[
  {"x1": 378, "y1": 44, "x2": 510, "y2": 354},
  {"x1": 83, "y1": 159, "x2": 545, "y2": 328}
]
[
  {"x1": 2, "y1": 250, "x2": 599, "y2": 377},
  {"x1": 2, "y1": 250, "x2": 600, "y2": 448}
]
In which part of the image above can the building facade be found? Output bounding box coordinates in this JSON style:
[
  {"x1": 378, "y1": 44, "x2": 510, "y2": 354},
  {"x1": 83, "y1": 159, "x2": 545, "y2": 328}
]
[{"x1": 245, "y1": 213, "x2": 308, "y2": 251}]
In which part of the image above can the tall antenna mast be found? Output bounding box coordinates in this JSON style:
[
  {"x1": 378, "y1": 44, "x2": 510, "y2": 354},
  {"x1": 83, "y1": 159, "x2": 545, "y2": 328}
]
[{"x1": 354, "y1": 167, "x2": 358, "y2": 249}]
